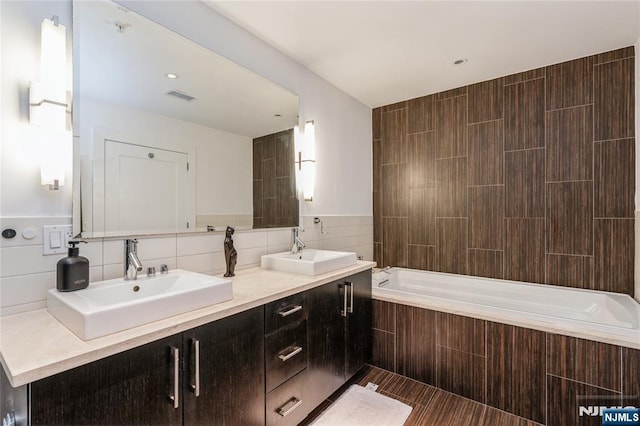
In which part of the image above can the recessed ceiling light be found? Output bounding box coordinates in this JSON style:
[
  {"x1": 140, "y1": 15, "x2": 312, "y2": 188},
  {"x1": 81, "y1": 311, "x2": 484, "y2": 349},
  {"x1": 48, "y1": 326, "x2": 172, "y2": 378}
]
[
  {"x1": 453, "y1": 58, "x2": 468, "y2": 65},
  {"x1": 165, "y1": 73, "x2": 179, "y2": 79}
]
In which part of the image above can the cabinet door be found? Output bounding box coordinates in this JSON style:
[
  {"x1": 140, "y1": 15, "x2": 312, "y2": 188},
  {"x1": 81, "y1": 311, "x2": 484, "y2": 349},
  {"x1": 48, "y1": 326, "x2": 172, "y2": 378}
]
[
  {"x1": 345, "y1": 270, "x2": 373, "y2": 378},
  {"x1": 183, "y1": 306, "x2": 265, "y2": 425},
  {"x1": 30, "y1": 334, "x2": 183, "y2": 426},
  {"x1": 306, "y1": 281, "x2": 345, "y2": 409}
]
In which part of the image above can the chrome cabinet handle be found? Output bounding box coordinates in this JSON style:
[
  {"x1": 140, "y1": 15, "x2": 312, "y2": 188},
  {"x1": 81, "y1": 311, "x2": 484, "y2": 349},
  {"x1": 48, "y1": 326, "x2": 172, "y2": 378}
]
[
  {"x1": 346, "y1": 281, "x2": 354, "y2": 314},
  {"x1": 191, "y1": 338, "x2": 200, "y2": 397},
  {"x1": 278, "y1": 305, "x2": 303, "y2": 317},
  {"x1": 340, "y1": 283, "x2": 348, "y2": 317},
  {"x1": 276, "y1": 397, "x2": 303, "y2": 417},
  {"x1": 278, "y1": 346, "x2": 303, "y2": 362},
  {"x1": 169, "y1": 346, "x2": 180, "y2": 409}
]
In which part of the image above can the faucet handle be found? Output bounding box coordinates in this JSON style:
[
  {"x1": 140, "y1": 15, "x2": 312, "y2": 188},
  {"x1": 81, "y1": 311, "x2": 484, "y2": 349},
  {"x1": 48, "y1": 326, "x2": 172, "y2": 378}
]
[
  {"x1": 125, "y1": 238, "x2": 139, "y2": 253},
  {"x1": 147, "y1": 267, "x2": 156, "y2": 277},
  {"x1": 160, "y1": 264, "x2": 169, "y2": 274}
]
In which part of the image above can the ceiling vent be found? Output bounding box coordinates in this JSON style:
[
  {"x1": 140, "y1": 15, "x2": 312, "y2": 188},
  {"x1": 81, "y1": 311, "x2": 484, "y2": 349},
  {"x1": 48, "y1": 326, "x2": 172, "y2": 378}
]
[{"x1": 166, "y1": 90, "x2": 195, "y2": 102}]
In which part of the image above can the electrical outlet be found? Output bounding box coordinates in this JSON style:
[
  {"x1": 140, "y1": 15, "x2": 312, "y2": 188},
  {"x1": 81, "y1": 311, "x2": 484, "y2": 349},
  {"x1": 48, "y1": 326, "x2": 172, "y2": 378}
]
[{"x1": 43, "y1": 225, "x2": 72, "y2": 255}]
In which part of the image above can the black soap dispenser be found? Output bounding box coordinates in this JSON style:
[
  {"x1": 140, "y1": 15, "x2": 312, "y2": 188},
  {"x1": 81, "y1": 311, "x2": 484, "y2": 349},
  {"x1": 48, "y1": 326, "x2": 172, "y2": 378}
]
[{"x1": 57, "y1": 241, "x2": 89, "y2": 292}]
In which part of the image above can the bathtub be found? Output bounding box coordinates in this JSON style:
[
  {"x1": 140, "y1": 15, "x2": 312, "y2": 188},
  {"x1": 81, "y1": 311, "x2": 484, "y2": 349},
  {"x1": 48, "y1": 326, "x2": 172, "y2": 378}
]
[{"x1": 372, "y1": 268, "x2": 640, "y2": 349}]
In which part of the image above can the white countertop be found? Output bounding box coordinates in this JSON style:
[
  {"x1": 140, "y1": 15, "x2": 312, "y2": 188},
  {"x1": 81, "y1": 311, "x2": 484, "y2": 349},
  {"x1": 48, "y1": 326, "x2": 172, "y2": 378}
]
[{"x1": 1, "y1": 262, "x2": 375, "y2": 387}]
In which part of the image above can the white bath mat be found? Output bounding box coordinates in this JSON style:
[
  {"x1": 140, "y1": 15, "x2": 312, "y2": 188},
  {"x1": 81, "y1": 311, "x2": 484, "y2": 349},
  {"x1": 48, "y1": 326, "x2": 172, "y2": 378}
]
[{"x1": 311, "y1": 384, "x2": 412, "y2": 426}]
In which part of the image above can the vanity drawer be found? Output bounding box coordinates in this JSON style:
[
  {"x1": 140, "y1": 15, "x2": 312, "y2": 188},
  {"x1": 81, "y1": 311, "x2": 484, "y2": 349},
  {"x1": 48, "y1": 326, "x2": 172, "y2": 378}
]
[
  {"x1": 266, "y1": 369, "x2": 309, "y2": 426},
  {"x1": 265, "y1": 293, "x2": 306, "y2": 334},
  {"x1": 266, "y1": 319, "x2": 307, "y2": 392}
]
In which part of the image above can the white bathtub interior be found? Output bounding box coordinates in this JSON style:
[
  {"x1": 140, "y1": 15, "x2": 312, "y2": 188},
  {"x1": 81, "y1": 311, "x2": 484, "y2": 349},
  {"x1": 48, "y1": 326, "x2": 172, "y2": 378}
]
[{"x1": 373, "y1": 268, "x2": 640, "y2": 346}]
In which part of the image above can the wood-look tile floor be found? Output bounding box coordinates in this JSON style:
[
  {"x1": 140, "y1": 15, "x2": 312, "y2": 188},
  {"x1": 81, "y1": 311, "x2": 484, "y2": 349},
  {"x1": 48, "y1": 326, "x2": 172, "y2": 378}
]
[{"x1": 301, "y1": 365, "x2": 543, "y2": 426}]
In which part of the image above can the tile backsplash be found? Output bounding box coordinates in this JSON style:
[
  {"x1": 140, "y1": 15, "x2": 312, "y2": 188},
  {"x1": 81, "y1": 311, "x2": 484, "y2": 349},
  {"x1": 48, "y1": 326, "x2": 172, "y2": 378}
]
[{"x1": 0, "y1": 215, "x2": 373, "y2": 316}]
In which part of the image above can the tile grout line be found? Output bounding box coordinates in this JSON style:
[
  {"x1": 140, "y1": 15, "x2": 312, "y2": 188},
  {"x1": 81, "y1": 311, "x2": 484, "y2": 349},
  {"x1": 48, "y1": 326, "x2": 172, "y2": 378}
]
[
  {"x1": 592, "y1": 66, "x2": 596, "y2": 292},
  {"x1": 545, "y1": 333, "x2": 548, "y2": 426},
  {"x1": 545, "y1": 102, "x2": 594, "y2": 113},
  {"x1": 546, "y1": 373, "x2": 623, "y2": 395},
  {"x1": 543, "y1": 74, "x2": 548, "y2": 286}
]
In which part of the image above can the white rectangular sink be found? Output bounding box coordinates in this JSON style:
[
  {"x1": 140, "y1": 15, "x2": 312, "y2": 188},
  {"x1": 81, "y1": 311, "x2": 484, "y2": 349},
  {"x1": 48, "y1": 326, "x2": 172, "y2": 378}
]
[
  {"x1": 47, "y1": 269, "x2": 233, "y2": 340},
  {"x1": 261, "y1": 249, "x2": 357, "y2": 275}
]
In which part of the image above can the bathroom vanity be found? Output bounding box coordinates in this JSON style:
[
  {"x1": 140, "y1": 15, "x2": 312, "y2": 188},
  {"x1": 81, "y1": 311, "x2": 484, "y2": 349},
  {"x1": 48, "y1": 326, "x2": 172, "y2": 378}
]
[
  {"x1": 30, "y1": 307, "x2": 265, "y2": 425},
  {"x1": 0, "y1": 262, "x2": 374, "y2": 425}
]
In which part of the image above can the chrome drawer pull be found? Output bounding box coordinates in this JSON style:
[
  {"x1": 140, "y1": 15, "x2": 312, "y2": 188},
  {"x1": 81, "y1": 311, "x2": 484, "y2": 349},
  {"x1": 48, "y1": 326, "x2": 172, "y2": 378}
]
[
  {"x1": 346, "y1": 281, "x2": 354, "y2": 314},
  {"x1": 278, "y1": 305, "x2": 303, "y2": 317},
  {"x1": 168, "y1": 346, "x2": 179, "y2": 409},
  {"x1": 278, "y1": 346, "x2": 303, "y2": 362},
  {"x1": 191, "y1": 338, "x2": 200, "y2": 397},
  {"x1": 277, "y1": 397, "x2": 303, "y2": 417}
]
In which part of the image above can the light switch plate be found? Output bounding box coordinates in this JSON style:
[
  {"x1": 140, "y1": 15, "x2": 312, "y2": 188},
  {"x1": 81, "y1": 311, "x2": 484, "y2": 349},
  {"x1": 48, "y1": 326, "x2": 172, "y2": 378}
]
[{"x1": 43, "y1": 225, "x2": 72, "y2": 255}]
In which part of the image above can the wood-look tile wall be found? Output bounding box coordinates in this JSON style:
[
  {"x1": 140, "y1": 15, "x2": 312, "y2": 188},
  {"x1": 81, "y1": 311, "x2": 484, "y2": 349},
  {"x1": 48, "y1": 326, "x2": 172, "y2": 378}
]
[
  {"x1": 371, "y1": 301, "x2": 640, "y2": 425},
  {"x1": 371, "y1": 300, "x2": 396, "y2": 373},
  {"x1": 252, "y1": 129, "x2": 299, "y2": 228},
  {"x1": 372, "y1": 46, "x2": 635, "y2": 296}
]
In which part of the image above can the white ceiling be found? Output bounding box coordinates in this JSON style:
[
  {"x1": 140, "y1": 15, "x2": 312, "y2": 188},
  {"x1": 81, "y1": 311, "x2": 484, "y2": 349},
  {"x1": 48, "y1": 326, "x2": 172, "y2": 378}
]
[{"x1": 207, "y1": 1, "x2": 640, "y2": 108}]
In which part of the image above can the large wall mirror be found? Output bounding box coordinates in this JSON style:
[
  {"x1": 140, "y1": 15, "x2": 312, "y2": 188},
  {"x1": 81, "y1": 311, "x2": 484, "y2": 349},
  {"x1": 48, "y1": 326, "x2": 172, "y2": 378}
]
[{"x1": 73, "y1": 0, "x2": 299, "y2": 238}]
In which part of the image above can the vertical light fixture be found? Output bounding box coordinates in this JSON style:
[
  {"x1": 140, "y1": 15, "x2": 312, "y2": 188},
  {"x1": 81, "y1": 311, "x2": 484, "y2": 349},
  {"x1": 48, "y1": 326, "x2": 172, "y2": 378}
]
[
  {"x1": 294, "y1": 120, "x2": 315, "y2": 201},
  {"x1": 30, "y1": 16, "x2": 71, "y2": 190}
]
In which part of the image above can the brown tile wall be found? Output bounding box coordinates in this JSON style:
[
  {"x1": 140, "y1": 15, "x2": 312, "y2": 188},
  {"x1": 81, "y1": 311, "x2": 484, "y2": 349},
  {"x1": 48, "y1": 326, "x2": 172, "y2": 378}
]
[
  {"x1": 252, "y1": 129, "x2": 299, "y2": 228},
  {"x1": 371, "y1": 300, "x2": 396, "y2": 372},
  {"x1": 436, "y1": 312, "x2": 486, "y2": 403},
  {"x1": 372, "y1": 46, "x2": 635, "y2": 296},
  {"x1": 396, "y1": 304, "x2": 436, "y2": 385},
  {"x1": 371, "y1": 300, "x2": 640, "y2": 425}
]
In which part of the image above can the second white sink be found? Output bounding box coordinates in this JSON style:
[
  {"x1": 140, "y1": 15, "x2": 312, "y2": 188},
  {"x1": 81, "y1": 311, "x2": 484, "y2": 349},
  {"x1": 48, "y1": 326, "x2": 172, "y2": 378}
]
[
  {"x1": 47, "y1": 269, "x2": 233, "y2": 340},
  {"x1": 261, "y1": 249, "x2": 357, "y2": 275}
]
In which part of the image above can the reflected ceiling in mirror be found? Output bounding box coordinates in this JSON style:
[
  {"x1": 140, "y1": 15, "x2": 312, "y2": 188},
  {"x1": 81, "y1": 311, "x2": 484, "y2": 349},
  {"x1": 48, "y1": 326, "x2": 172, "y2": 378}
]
[
  {"x1": 76, "y1": 0, "x2": 298, "y2": 137},
  {"x1": 73, "y1": 0, "x2": 299, "y2": 238}
]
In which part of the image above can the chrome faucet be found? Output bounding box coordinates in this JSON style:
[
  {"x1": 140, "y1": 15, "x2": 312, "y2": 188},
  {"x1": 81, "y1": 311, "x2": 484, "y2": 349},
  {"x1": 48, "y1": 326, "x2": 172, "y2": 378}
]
[
  {"x1": 124, "y1": 239, "x2": 143, "y2": 281},
  {"x1": 291, "y1": 227, "x2": 306, "y2": 254}
]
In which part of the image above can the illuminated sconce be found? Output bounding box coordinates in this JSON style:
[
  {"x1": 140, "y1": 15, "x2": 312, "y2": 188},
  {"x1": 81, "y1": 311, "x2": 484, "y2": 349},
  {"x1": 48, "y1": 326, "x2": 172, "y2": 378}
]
[
  {"x1": 29, "y1": 16, "x2": 71, "y2": 190},
  {"x1": 294, "y1": 121, "x2": 315, "y2": 201}
]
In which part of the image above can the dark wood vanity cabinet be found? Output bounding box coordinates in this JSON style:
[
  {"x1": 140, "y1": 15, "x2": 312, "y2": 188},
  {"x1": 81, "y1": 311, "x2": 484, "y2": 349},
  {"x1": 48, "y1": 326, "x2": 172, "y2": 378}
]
[
  {"x1": 344, "y1": 270, "x2": 373, "y2": 378},
  {"x1": 306, "y1": 269, "x2": 372, "y2": 409},
  {"x1": 31, "y1": 334, "x2": 184, "y2": 425},
  {"x1": 264, "y1": 293, "x2": 310, "y2": 426},
  {"x1": 27, "y1": 270, "x2": 371, "y2": 426},
  {"x1": 305, "y1": 278, "x2": 346, "y2": 407},
  {"x1": 183, "y1": 306, "x2": 265, "y2": 425},
  {"x1": 30, "y1": 307, "x2": 264, "y2": 426}
]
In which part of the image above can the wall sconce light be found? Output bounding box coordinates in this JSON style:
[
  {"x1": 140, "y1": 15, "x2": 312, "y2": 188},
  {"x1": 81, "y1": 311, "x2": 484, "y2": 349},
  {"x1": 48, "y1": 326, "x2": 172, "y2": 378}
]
[
  {"x1": 29, "y1": 16, "x2": 71, "y2": 190},
  {"x1": 294, "y1": 120, "x2": 315, "y2": 202}
]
